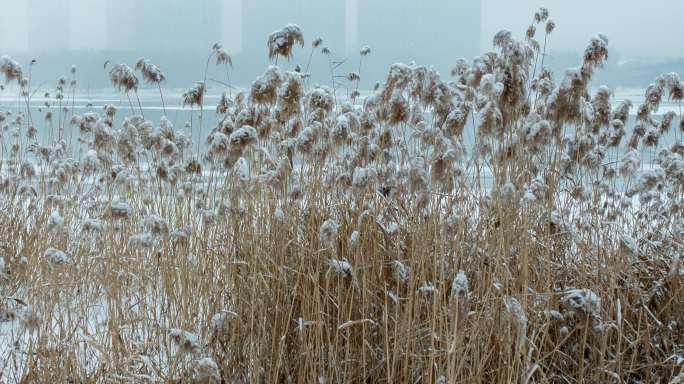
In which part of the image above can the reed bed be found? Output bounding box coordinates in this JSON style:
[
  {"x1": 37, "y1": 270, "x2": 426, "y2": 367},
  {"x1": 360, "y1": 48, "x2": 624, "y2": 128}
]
[{"x1": 0, "y1": 8, "x2": 683, "y2": 383}]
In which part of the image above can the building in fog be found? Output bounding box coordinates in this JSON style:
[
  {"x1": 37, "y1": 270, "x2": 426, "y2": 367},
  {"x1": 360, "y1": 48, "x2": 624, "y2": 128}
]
[
  {"x1": 28, "y1": 0, "x2": 71, "y2": 53},
  {"x1": 0, "y1": 0, "x2": 481, "y2": 87},
  {"x1": 106, "y1": 0, "x2": 222, "y2": 54},
  {"x1": 69, "y1": 0, "x2": 108, "y2": 51},
  {"x1": 241, "y1": 0, "x2": 347, "y2": 65},
  {"x1": 241, "y1": 0, "x2": 481, "y2": 84},
  {"x1": 221, "y1": 0, "x2": 243, "y2": 54},
  {"x1": 352, "y1": 0, "x2": 481, "y2": 81},
  {"x1": 0, "y1": 2, "x2": 29, "y2": 52}
]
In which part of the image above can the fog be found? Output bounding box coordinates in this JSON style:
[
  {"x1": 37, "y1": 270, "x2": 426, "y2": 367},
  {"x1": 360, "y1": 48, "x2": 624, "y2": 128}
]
[
  {"x1": 0, "y1": 0, "x2": 682, "y2": 88},
  {"x1": 482, "y1": 0, "x2": 684, "y2": 60}
]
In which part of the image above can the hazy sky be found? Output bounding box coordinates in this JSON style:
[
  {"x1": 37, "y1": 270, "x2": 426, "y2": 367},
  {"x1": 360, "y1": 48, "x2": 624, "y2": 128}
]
[
  {"x1": 0, "y1": 0, "x2": 682, "y2": 60},
  {"x1": 481, "y1": 0, "x2": 684, "y2": 59}
]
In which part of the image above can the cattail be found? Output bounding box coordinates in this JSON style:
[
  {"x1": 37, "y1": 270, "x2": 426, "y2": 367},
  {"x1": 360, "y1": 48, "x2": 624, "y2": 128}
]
[
  {"x1": 44, "y1": 247, "x2": 69, "y2": 264},
  {"x1": 200, "y1": 208, "x2": 218, "y2": 227},
  {"x1": 109, "y1": 63, "x2": 139, "y2": 92},
  {"x1": 590, "y1": 85, "x2": 612, "y2": 131},
  {"x1": 545, "y1": 19, "x2": 555, "y2": 34},
  {"x1": 208, "y1": 132, "x2": 230, "y2": 157},
  {"x1": 135, "y1": 57, "x2": 166, "y2": 84},
  {"x1": 307, "y1": 86, "x2": 334, "y2": 116},
  {"x1": 643, "y1": 126, "x2": 660, "y2": 147},
  {"x1": 312, "y1": 37, "x2": 323, "y2": 48},
  {"x1": 186, "y1": 158, "x2": 202, "y2": 175},
  {"x1": 561, "y1": 289, "x2": 601, "y2": 320},
  {"x1": 20, "y1": 306, "x2": 40, "y2": 331},
  {"x1": 391, "y1": 260, "x2": 409, "y2": 284},
  {"x1": 443, "y1": 103, "x2": 470, "y2": 137},
  {"x1": 82, "y1": 218, "x2": 104, "y2": 233},
  {"x1": 17, "y1": 183, "x2": 38, "y2": 199},
  {"x1": 0, "y1": 56, "x2": 23, "y2": 84},
  {"x1": 234, "y1": 157, "x2": 250, "y2": 181},
  {"x1": 319, "y1": 219, "x2": 340, "y2": 245},
  {"x1": 277, "y1": 71, "x2": 303, "y2": 119},
  {"x1": 192, "y1": 357, "x2": 221, "y2": 383},
  {"x1": 267, "y1": 24, "x2": 304, "y2": 62},
  {"x1": 109, "y1": 201, "x2": 133, "y2": 219},
  {"x1": 250, "y1": 66, "x2": 283, "y2": 105},
  {"x1": 534, "y1": 7, "x2": 549, "y2": 23},
  {"x1": 169, "y1": 329, "x2": 201, "y2": 354},
  {"x1": 20, "y1": 161, "x2": 37, "y2": 179},
  {"x1": 449, "y1": 270, "x2": 470, "y2": 322},
  {"x1": 386, "y1": 91, "x2": 409, "y2": 126},
  {"x1": 215, "y1": 48, "x2": 232, "y2": 67},
  {"x1": 328, "y1": 259, "x2": 353, "y2": 278},
  {"x1": 349, "y1": 230, "x2": 361, "y2": 247},
  {"x1": 527, "y1": 119, "x2": 551, "y2": 146},
  {"x1": 493, "y1": 30, "x2": 513, "y2": 48},
  {"x1": 450, "y1": 271, "x2": 469, "y2": 302},
  {"x1": 346, "y1": 72, "x2": 361, "y2": 82},
  {"x1": 636, "y1": 166, "x2": 665, "y2": 191},
  {"x1": 128, "y1": 233, "x2": 153, "y2": 250},
  {"x1": 418, "y1": 282, "x2": 437, "y2": 295},
  {"x1": 296, "y1": 125, "x2": 316, "y2": 155},
  {"x1": 478, "y1": 102, "x2": 503, "y2": 137},
  {"x1": 183, "y1": 82, "x2": 206, "y2": 107},
  {"x1": 352, "y1": 167, "x2": 376, "y2": 190},
  {"x1": 47, "y1": 210, "x2": 64, "y2": 232},
  {"x1": 143, "y1": 214, "x2": 169, "y2": 236},
  {"x1": 659, "y1": 111, "x2": 676, "y2": 134},
  {"x1": 608, "y1": 119, "x2": 625, "y2": 147},
  {"x1": 540, "y1": 7, "x2": 549, "y2": 21},
  {"x1": 581, "y1": 34, "x2": 609, "y2": 78},
  {"x1": 273, "y1": 207, "x2": 285, "y2": 222},
  {"x1": 171, "y1": 226, "x2": 191, "y2": 244},
  {"x1": 216, "y1": 92, "x2": 231, "y2": 115},
  {"x1": 504, "y1": 297, "x2": 528, "y2": 347},
  {"x1": 229, "y1": 125, "x2": 257, "y2": 148},
  {"x1": 665, "y1": 72, "x2": 683, "y2": 101},
  {"x1": 45, "y1": 195, "x2": 66, "y2": 209},
  {"x1": 104, "y1": 104, "x2": 117, "y2": 123}
]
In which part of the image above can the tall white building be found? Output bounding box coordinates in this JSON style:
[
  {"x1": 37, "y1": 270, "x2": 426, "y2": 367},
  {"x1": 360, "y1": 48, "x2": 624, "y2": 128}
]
[
  {"x1": 28, "y1": 0, "x2": 71, "y2": 53},
  {"x1": 0, "y1": 1, "x2": 29, "y2": 52},
  {"x1": 105, "y1": 0, "x2": 222, "y2": 54},
  {"x1": 69, "y1": 0, "x2": 108, "y2": 51},
  {"x1": 355, "y1": 0, "x2": 481, "y2": 67},
  {"x1": 221, "y1": 0, "x2": 243, "y2": 54}
]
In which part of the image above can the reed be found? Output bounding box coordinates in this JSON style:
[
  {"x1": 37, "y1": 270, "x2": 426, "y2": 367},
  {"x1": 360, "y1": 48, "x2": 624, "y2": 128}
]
[{"x1": 0, "y1": 9, "x2": 682, "y2": 383}]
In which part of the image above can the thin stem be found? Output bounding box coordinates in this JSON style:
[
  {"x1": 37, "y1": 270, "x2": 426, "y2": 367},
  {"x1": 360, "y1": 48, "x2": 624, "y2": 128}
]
[
  {"x1": 135, "y1": 90, "x2": 144, "y2": 118},
  {"x1": 533, "y1": 33, "x2": 550, "y2": 109},
  {"x1": 328, "y1": 56, "x2": 337, "y2": 105},
  {"x1": 304, "y1": 47, "x2": 316, "y2": 89},
  {"x1": 126, "y1": 93, "x2": 136, "y2": 116},
  {"x1": 354, "y1": 56, "x2": 364, "y2": 102},
  {"x1": 157, "y1": 83, "x2": 167, "y2": 116},
  {"x1": 200, "y1": 51, "x2": 215, "y2": 152},
  {"x1": 224, "y1": 65, "x2": 232, "y2": 99}
]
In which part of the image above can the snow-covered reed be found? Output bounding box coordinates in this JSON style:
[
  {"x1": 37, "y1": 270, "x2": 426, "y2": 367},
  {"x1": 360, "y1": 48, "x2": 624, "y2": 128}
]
[{"x1": 0, "y1": 10, "x2": 682, "y2": 383}]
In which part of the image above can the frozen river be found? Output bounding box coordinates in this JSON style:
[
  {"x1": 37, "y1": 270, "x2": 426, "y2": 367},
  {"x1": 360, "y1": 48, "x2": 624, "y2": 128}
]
[{"x1": 0, "y1": 86, "x2": 680, "y2": 154}]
